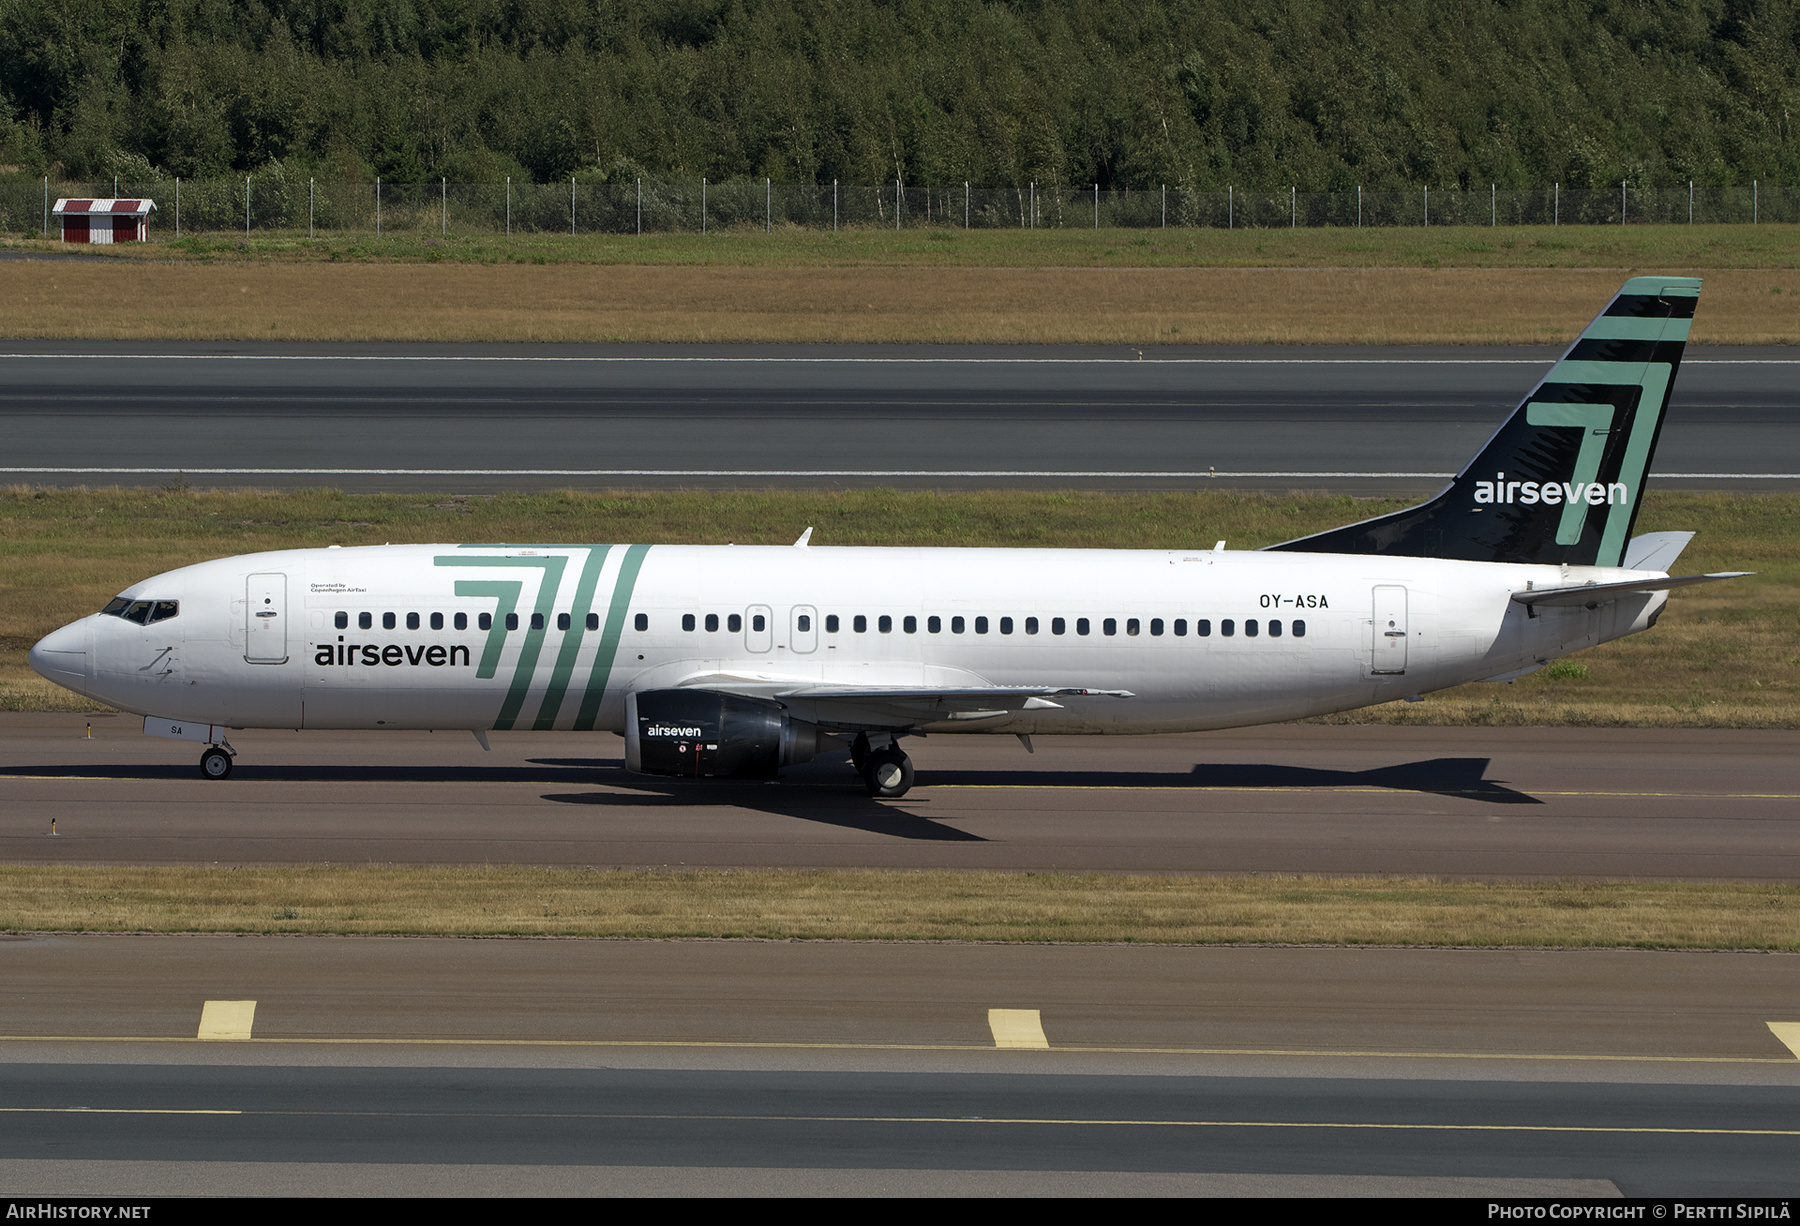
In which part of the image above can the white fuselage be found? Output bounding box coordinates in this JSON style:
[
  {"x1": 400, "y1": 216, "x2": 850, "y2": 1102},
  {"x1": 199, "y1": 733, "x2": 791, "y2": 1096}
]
[{"x1": 32, "y1": 543, "x2": 1665, "y2": 736}]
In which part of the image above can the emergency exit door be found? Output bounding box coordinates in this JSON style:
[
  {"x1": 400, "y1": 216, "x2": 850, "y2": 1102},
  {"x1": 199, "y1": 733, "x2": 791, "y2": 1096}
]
[
  {"x1": 246, "y1": 573, "x2": 288, "y2": 664},
  {"x1": 1370, "y1": 585, "x2": 1408, "y2": 675}
]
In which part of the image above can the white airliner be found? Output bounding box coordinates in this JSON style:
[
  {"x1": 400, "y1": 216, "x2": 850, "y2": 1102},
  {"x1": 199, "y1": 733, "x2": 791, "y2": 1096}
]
[{"x1": 30, "y1": 276, "x2": 1744, "y2": 796}]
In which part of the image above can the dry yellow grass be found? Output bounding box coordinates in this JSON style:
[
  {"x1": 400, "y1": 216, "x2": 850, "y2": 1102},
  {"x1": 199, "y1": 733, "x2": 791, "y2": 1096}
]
[
  {"x1": 3, "y1": 865, "x2": 1795, "y2": 948},
  {"x1": 2, "y1": 263, "x2": 1796, "y2": 344}
]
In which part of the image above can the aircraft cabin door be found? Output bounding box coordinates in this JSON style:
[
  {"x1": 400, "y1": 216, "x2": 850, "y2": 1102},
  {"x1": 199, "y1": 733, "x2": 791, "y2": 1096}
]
[
  {"x1": 790, "y1": 605, "x2": 818, "y2": 654},
  {"x1": 1370, "y1": 585, "x2": 1408, "y2": 675},
  {"x1": 745, "y1": 605, "x2": 773, "y2": 653},
  {"x1": 246, "y1": 573, "x2": 289, "y2": 664}
]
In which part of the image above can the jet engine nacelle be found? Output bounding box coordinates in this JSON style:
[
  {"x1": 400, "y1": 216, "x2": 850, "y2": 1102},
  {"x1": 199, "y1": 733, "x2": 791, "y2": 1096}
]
[{"x1": 624, "y1": 689, "x2": 834, "y2": 778}]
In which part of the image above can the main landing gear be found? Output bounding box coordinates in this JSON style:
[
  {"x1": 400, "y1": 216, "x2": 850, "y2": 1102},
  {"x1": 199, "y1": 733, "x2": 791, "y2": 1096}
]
[
  {"x1": 199, "y1": 743, "x2": 236, "y2": 780},
  {"x1": 850, "y1": 732, "x2": 915, "y2": 799}
]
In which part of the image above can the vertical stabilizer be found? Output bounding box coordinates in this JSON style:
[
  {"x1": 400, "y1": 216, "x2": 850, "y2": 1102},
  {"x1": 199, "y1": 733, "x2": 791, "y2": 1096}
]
[{"x1": 1271, "y1": 276, "x2": 1699, "y2": 566}]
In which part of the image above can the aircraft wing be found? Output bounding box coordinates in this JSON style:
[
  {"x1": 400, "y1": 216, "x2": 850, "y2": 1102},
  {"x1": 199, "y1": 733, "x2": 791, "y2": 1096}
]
[
  {"x1": 671, "y1": 672, "x2": 1132, "y2": 723},
  {"x1": 1511, "y1": 571, "x2": 1752, "y2": 609}
]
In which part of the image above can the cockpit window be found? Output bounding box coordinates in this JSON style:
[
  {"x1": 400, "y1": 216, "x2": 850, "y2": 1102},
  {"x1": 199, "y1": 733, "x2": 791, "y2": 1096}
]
[{"x1": 102, "y1": 597, "x2": 177, "y2": 624}]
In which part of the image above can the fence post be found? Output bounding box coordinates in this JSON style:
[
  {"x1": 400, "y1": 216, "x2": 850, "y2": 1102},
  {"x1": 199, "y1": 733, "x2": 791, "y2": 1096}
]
[
  {"x1": 1357, "y1": 185, "x2": 1362, "y2": 228},
  {"x1": 1554, "y1": 183, "x2": 1559, "y2": 226},
  {"x1": 637, "y1": 178, "x2": 642, "y2": 236},
  {"x1": 1093, "y1": 183, "x2": 1098, "y2": 229},
  {"x1": 766, "y1": 178, "x2": 771, "y2": 234},
  {"x1": 176, "y1": 177, "x2": 181, "y2": 238},
  {"x1": 834, "y1": 179, "x2": 838, "y2": 232},
  {"x1": 702, "y1": 178, "x2": 707, "y2": 234},
  {"x1": 376, "y1": 177, "x2": 381, "y2": 237},
  {"x1": 443, "y1": 178, "x2": 447, "y2": 237},
  {"x1": 1754, "y1": 180, "x2": 1758, "y2": 223},
  {"x1": 308, "y1": 178, "x2": 312, "y2": 239},
  {"x1": 571, "y1": 177, "x2": 576, "y2": 236},
  {"x1": 1291, "y1": 184, "x2": 1295, "y2": 228},
  {"x1": 245, "y1": 176, "x2": 251, "y2": 238},
  {"x1": 1424, "y1": 185, "x2": 1428, "y2": 228},
  {"x1": 1491, "y1": 183, "x2": 1495, "y2": 227},
  {"x1": 506, "y1": 177, "x2": 510, "y2": 236},
  {"x1": 1162, "y1": 184, "x2": 1166, "y2": 228},
  {"x1": 1228, "y1": 185, "x2": 1233, "y2": 229},
  {"x1": 895, "y1": 179, "x2": 900, "y2": 231},
  {"x1": 964, "y1": 181, "x2": 968, "y2": 229},
  {"x1": 1689, "y1": 180, "x2": 1693, "y2": 224},
  {"x1": 42, "y1": 175, "x2": 47, "y2": 237}
]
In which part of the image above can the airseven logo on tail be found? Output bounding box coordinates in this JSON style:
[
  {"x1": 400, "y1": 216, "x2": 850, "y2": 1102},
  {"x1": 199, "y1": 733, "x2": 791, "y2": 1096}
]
[{"x1": 1473, "y1": 473, "x2": 1629, "y2": 507}]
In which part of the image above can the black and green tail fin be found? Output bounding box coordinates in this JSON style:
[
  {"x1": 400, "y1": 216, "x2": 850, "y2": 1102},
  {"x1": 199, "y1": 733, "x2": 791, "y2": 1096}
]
[{"x1": 1270, "y1": 276, "x2": 1700, "y2": 567}]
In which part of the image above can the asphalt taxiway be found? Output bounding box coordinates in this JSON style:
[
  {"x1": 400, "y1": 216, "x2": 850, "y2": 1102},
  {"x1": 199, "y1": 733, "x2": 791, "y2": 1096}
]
[
  {"x1": 2, "y1": 936, "x2": 1798, "y2": 1195},
  {"x1": 2, "y1": 714, "x2": 1796, "y2": 877},
  {"x1": 0, "y1": 342, "x2": 1795, "y2": 492}
]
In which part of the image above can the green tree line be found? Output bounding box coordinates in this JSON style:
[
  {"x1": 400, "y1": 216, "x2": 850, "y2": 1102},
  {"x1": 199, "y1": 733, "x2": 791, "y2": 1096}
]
[{"x1": 1, "y1": 0, "x2": 1795, "y2": 190}]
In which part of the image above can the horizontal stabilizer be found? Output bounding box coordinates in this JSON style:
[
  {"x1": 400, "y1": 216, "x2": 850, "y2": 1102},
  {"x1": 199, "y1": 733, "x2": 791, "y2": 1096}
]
[
  {"x1": 1621, "y1": 531, "x2": 1695, "y2": 572},
  {"x1": 1511, "y1": 571, "x2": 1751, "y2": 609}
]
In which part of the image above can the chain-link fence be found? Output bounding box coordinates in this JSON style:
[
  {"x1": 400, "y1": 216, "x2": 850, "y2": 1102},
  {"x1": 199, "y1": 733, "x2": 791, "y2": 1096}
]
[{"x1": 2, "y1": 176, "x2": 1794, "y2": 237}]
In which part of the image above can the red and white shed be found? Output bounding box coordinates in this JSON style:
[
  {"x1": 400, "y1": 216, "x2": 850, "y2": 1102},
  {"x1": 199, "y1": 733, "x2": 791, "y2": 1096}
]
[{"x1": 53, "y1": 199, "x2": 156, "y2": 244}]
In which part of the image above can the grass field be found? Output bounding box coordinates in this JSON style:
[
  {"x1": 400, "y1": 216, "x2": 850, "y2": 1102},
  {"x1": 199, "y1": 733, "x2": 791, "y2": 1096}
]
[
  {"x1": 1, "y1": 226, "x2": 1797, "y2": 344},
  {"x1": 2, "y1": 865, "x2": 1794, "y2": 947},
  {"x1": 2, "y1": 487, "x2": 1793, "y2": 725}
]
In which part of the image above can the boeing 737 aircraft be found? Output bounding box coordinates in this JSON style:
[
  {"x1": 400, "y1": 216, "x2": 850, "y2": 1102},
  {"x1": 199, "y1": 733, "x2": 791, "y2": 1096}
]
[{"x1": 29, "y1": 277, "x2": 1744, "y2": 797}]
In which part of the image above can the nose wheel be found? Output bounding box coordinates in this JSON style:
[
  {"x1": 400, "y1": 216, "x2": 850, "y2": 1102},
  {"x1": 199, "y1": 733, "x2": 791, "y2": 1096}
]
[
  {"x1": 199, "y1": 745, "x2": 235, "y2": 780},
  {"x1": 862, "y1": 746, "x2": 914, "y2": 798}
]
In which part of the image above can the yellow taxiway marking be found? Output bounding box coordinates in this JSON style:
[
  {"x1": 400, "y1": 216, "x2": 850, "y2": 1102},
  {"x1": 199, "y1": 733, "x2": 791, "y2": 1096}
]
[
  {"x1": 988, "y1": 1009, "x2": 1049, "y2": 1050},
  {"x1": 1768, "y1": 1022, "x2": 1800, "y2": 1060},
  {"x1": 0, "y1": 1035, "x2": 1793, "y2": 1064},
  {"x1": 197, "y1": 1000, "x2": 256, "y2": 1041}
]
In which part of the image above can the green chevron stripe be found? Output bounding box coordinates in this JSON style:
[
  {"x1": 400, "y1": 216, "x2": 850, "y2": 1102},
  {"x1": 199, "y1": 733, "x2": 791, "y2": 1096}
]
[
  {"x1": 533, "y1": 545, "x2": 610, "y2": 730},
  {"x1": 1582, "y1": 316, "x2": 1690, "y2": 342},
  {"x1": 573, "y1": 543, "x2": 651, "y2": 732},
  {"x1": 436, "y1": 554, "x2": 568, "y2": 731},
  {"x1": 449, "y1": 580, "x2": 521, "y2": 679}
]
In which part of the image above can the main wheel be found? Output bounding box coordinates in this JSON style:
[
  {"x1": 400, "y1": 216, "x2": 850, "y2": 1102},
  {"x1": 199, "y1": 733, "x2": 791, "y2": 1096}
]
[
  {"x1": 200, "y1": 747, "x2": 233, "y2": 780},
  {"x1": 862, "y1": 747, "x2": 914, "y2": 798}
]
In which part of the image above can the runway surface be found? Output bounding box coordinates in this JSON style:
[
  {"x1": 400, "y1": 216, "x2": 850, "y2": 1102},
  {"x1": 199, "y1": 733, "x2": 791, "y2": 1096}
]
[
  {"x1": 0, "y1": 341, "x2": 1795, "y2": 492},
  {"x1": 3, "y1": 714, "x2": 1796, "y2": 877},
  {"x1": 3, "y1": 936, "x2": 1798, "y2": 1195}
]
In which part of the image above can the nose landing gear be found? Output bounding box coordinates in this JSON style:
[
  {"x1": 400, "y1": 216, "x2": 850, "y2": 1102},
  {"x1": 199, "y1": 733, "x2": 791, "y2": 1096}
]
[{"x1": 199, "y1": 743, "x2": 236, "y2": 780}]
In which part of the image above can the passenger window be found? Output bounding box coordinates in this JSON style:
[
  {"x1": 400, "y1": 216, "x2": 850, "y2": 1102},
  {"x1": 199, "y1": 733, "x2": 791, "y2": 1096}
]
[
  {"x1": 729, "y1": 614, "x2": 742, "y2": 632},
  {"x1": 1103, "y1": 618, "x2": 1117, "y2": 636},
  {"x1": 479, "y1": 613, "x2": 492, "y2": 630},
  {"x1": 431, "y1": 612, "x2": 444, "y2": 630},
  {"x1": 752, "y1": 614, "x2": 765, "y2": 632},
  {"x1": 530, "y1": 613, "x2": 545, "y2": 631},
  {"x1": 975, "y1": 617, "x2": 988, "y2": 634},
  {"x1": 635, "y1": 613, "x2": 649, "y2": 632},
  {"x1": 1196, "y1": 619, "x2": 1211, "y2": 637},
  {"x1": 799, "y1": 614, "x2": 812, "y2": 632},
  {"x1": 406, "y1": 612, "x2": 420, "y2": 630},
  {"x1": 951, "y1": 616, "x2": 965, "y2": 634},
  {"x1": 1126, "y1": 618, "x2": 1140, "y2": 636},
  {"x1": 853, "y1": 615, "x2": 867, "y2": 633},
  {"x1": 903, "y1": 615, "x2": 916, "y2": 633},
  {"x1": 150, "y1": 601, "x2": 180, "y2": 623},
  {"x1": 383, "y1": 612, "x2": 397, "y2": 630},
  {"x1": 823, "y1": 614, "x2": 837, "y2": 633},
  {"x1": 334, "y1": 611, "x2": 348, "y2": 630},
  {"x1": 681, "y1": 614, "x2": 695, "y2": 632},
  {"x1": 999, "y1": 617, "x2": 1012, "y2": 635},
  {"x1": 359, "y1": 612, "x2": 373, "y2": 630},
  {"x1": 1245, "y1": 619, "x2": 1258, "y2": 637},
  {"x1": 587, "y1": 613, "x2": 599, "y2": 631},
  {"x1": 1174, "y1": 618, "x2": 1187, "y2": 636},
  {"x1": 1052, "y1": 617, "x2": 1066, "y2": 635},
  {"x1": 706, "y1": 613, "x2": 720, "y2": 632},
  {"x1": 455, "y1": 613, "x2": 468, "y2": 630},
  {"x1": 1077, "y1": 618, "x2": 1090, "y2": 636},
  {"x1": 878, "y1": 615, "x2": 892, "y2": 633},
  {"x1": 560, "y1": 613, "x2": 572, "y2": 631},
  {"x1": 1293, "y1": 619, "x2": 1307, "y2": 638},
  {"x1": 1268, "y1": 619, "x2": 1282, "y2": 638},
  {"x1": 1025, "y1": 617, "x2": 1038, "y2": 635},
  {"x1": 1221, "y1": 619, "x2": 1235, "y2": 637},
  {"x1": 505, "y1": 613, "x2": 519, "y2": 631},
  {"x1": 1150, "y1": 618, "x2": 1163, "y2": 636},
  {"x1": 928, "y1": 615, "x2": 941, "y2": 633}
]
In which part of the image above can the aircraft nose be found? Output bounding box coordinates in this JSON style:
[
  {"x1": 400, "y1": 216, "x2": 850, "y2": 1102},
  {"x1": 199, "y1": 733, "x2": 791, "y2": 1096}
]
[{"x1": 29, "y1": 620, "x2": 90, "y2": 695}]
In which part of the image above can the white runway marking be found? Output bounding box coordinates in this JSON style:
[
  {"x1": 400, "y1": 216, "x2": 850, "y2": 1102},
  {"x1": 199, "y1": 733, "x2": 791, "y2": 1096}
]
[{"x1": 2, "y1": 469, "x2": 1795, "y2": 479}]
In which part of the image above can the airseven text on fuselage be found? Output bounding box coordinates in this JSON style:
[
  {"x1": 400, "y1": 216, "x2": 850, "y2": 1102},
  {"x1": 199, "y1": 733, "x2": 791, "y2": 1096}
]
[{"x1": 315, "y1": 639, "x2": 473, "y2": 668}]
